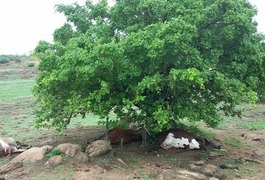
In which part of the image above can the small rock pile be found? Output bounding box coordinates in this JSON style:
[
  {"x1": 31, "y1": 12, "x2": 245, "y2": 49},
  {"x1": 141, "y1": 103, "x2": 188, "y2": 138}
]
[
  {"x1": 0, "y1": 140, "x2": 111, "y2": 174},
  {"x1": 188, "y1": 161, "x2": 226, "y2": 180}
]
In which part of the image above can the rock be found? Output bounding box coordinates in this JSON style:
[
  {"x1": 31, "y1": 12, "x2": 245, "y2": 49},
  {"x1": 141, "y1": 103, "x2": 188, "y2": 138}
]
[
  {"x1": 254, "y1": 149, "x2": 265, "y2": 156},
  {"x1": 85, "y1": 140, "x2": 111, "y2": 157},
  {"x1": 201, "y1": 164, "x2": 218, "y2": 176},
  {"x1": 57, "y1": 143, "x2": 81, "y2": 156},
  {"x1": 45, "y1": 155, "x2": 62, "y2": 167},
  {"x1": 156, "y1": 174, "x2": 164, "y2": 180},
  {"x1": 0, "y1": 145, "x2": 53, "y2": 174},
  {"x1": 194, "y1": 161, "x2": 205, "y2": 166},
  {"x1": 12, "y1": 145, "x2": 53, "y2": 163},
  {"x1": 178, "y1": 169, "x2": 207, "y2": 180},
  {"x1": 209, "y1": 177, "x2": 219, "y2": 180},
  {"x1": 197, "y1": 174, "x2": 207, "y2": 180},
  {"x1": 189, "y1": 164, "x2": 201, "y2": 171},
  {"x1": 0, "y1": 161, "x2": 23, "y2": 174},
  {"x1": 253, "y1": 149, "x2": 265, "y2": 162},
  {"x1": 241, "y1": 133, "x2": 264, "y2": 142},
  {"x1": 73, "y1": 152, "x2": 89, "y2": 163},
  {"x1": 209, "y1": 151, "x2": 225, "y2": 158}
]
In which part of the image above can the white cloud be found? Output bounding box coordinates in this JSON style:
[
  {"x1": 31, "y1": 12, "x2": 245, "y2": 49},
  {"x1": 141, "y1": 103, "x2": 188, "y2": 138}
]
[
  {"x1": 0, "y1": 0, "x2": 86, "y2": 55},
  {"x1": 249, "y1": 0, "x2": 265, "y2": 34},
  {"x1": 0, "y1": 0, "x2": 264, "y2": 55}
]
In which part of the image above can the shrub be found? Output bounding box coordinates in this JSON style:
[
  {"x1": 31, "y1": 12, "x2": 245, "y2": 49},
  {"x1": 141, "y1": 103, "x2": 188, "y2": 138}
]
[
  {"x1": 0, "y1": 55, "x2": 10, "y2": 64},
  {"x1": 0, "y1": 55, "x2": 22, "y2": 64},
  {"x1": 27, "y1": 62, "x2": 35, "y2": 67},
  {"x1": 45, "y1": 148, "x2": 62, "y2": 158}
]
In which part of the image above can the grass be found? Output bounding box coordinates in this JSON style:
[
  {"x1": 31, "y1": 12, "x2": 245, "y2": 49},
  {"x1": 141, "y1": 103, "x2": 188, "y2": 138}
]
[
  {"x1": 218, "y1": 103, "x2": 265, "y2": 131},
  {"x1": 0, "y1": 77, "x2": 103, "y2": 142},
  {"x1": 45, "y1": 148, "x2": 62, "y2": 158},
  {"x1": 0, "y1": 79, "x2": 34, "y2": 102},
  {"x1": 225, "y1": 137, "x2": 244, "y2": 148},
  {"x1": 237, "y1": 120, "x2": 265, "y2": 130},
  {"x1": 27, "y1": 165, "x2": 74, "y2": 180},
  {"x1": 127, "y1": 155, "x2": 142, "y2": 164},
  {"x1": 222, "y1": 159, "x2": 258, "y2": 178},
  {"x1": 219, "y1": 116, "x2": 265, "y2": 131}
]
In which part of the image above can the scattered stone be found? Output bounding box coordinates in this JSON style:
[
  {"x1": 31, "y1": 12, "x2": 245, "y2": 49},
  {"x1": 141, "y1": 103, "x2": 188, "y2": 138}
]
[
  {"x1": 99, "y1": 164, "x2": 113, "y2": 171},
  {"x1": 197, "y1": 174, "x2": 207, "y2": 180},
  {"x1": 189, "y1": 164, "x2": 201, "y2": 171},
  {"x1": 156, "y1": 174, "x2": 164, "y2": 180},
  {"x1": 244, "y1": 158, "x2": 265, "y2": 164},
  {"x1": 85, "y1": 140, "x2": 111, "y2": 157},
  {"x1": 0, "y1": 161, "x2": 23, "y2": 174},
  {"x1": 178, "y1": 169, "x2": 207, "y2": 180},
  {"x1": 201, "y1": 164, "x2": 218, "y2": 176},
  {"x1": 253, "y1": 149, "x2": 265, "y2": 162},
  {"x1": 209, "y1": 151, "x2": 225, "y2": 158},
  {"x1": 0, "y1": 145, "x2": 53, "y2": 174},
  {"x1": 241, "y1": 133, "x2": 264, "y2": 142},
  {"x1": 45, "y1": 155, "x2": 62, "y2": 167},
  {"x1": 12, "y1": 145, "x2": 53, "y2": 163},
  {"x1": 194, "y1": 161, "x2": 205, "y2": 166},
  {"x1": 209, "y1": 170, "x2": 226, "y2": 180},
  {"x1": 117, "y1": 158, "x2": 127, "y2": 166},
  {"x1": 57, "y1": 143, "x2": 81, "y2": 156},
  {"x1": 209, "y1": 177, "x2": 219, "y2": 180},
  {"x1": 73, "y1": 152, "x2": 89, "y2": 163}
]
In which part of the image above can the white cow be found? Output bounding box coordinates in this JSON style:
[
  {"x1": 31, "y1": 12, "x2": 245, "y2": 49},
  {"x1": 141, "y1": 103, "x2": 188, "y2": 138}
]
[
  {"x1": 0, "y1": 137, "x2": 28, "y2": 156},
  {"x1": 161, "y1": 133, "x2": 200, "y2": 150}
]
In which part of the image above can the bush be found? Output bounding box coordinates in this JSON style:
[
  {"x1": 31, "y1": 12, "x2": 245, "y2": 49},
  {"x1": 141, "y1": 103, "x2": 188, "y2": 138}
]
[
  {"x1": 45, "y1": 148, "x2": 62, "y2": 158},
  {"x1": 0, "y1": 55, "x2": 22, "y2": 64},
  {"x1": 0, "y1": 59, "x2": 10, "y2": 64},
  {"x1": 27, "y1": 62, "x2": 35, "y2": 67}
]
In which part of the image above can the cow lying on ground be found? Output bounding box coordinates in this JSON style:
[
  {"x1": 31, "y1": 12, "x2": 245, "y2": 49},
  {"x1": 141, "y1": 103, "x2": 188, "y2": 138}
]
[
  {"x1": 108, "y1": 128, "x2": 142, "y2": 145},
  {"x1": 0, "y1": 137, "x2": 31, "y2": 156},
  {"x1": 92, "y1": 128, "x2": 142, "y2": 145},
  {"x1": 157, "y1": 128, "x2": 220, "y2": 150}
]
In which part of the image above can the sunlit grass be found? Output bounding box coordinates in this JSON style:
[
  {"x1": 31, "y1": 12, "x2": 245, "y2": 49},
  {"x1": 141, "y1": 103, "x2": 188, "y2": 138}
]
[
  {"x1": 225, "y1": 137, "x2": 244, "y2": 148},
  {"x1": 0, "y1": 79, "x2": 34, "y2": 102}
]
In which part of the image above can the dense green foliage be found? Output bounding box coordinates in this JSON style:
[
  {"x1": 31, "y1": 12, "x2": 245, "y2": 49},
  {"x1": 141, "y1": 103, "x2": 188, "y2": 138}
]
[{"x1": 34, "y1": 0, "x2": 264, "y2": 133}]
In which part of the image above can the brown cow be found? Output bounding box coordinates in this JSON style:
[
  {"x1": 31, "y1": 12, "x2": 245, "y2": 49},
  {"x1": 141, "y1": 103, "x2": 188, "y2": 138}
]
[{"x1": 108, "y1": 128, "x2": 142, "y2": 145}]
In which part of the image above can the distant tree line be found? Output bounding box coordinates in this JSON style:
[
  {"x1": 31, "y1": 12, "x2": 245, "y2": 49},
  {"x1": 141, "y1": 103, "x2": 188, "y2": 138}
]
[{"x1": 0, "y1": 55, "x2": 22, "y2": 64}]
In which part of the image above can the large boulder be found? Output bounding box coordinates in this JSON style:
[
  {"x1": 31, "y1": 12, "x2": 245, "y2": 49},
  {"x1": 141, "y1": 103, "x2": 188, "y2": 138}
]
[
  {"x1": 56, "y1": 143, "x2": 81, "y2": 156},
  {"x1": 73, "y1": 152, "x2": 89, "y2": 163},
  {"x1": 45, "y1": 155, "x2": 63, "y2": 167},
  {"x1": 85, "y1": 140, "x2": 111, "y2": 157},
  {"x1": 0, "y1": 145, "x2": 53, "y2": 174},
  {"x1": 11, "y1": 145, "x2": 53, "y2": 163}
]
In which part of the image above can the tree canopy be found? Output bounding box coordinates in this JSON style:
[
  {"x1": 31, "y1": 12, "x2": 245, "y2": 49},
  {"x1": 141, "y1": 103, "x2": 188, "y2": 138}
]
[{"x1": 34, "y1": 0, "x2": 265, "y2": 134}]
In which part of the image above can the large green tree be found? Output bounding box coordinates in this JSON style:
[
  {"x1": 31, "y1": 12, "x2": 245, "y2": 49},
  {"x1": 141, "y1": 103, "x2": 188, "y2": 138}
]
[{"x1": 34, "y1": 0, "x2": 264, "y2": 133}]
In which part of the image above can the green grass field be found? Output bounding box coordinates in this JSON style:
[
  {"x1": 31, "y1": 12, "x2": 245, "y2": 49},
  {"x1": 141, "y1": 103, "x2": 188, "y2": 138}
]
[
  {"x1": 0, "y1": 78, "x2": 103, "y2": 142},
  {"x1": 0, "y1": 79, "x2": 34, "y2": 102}
]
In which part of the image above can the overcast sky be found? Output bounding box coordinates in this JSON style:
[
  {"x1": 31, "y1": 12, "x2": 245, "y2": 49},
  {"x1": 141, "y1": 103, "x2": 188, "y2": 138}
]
[{"x1": 0, "y1": 0, "x2": 264, "y2": 55}]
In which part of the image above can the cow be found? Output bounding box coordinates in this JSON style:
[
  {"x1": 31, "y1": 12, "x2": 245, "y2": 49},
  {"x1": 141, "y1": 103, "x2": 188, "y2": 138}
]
[
  {"x1": 157, "y1": 128, "x2": 220, "y2": 150},
  {"x1": 0, "y1": 137, "x2": 30, "y2": 156}
]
